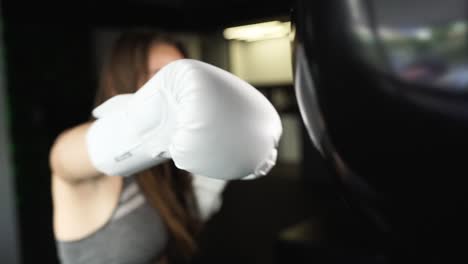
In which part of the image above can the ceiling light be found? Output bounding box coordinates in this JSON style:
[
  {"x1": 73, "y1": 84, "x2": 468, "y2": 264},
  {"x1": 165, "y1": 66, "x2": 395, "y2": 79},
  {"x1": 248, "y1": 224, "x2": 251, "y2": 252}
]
[{"x1": 223, "y1": 21, "x2": 291, "y2": 42}]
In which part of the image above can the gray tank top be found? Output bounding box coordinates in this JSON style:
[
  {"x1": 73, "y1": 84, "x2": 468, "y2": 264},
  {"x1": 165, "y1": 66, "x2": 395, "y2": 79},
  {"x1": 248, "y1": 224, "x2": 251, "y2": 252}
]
[{"x1": 56, "y1": 177, "x2": 168, "y2": 264}]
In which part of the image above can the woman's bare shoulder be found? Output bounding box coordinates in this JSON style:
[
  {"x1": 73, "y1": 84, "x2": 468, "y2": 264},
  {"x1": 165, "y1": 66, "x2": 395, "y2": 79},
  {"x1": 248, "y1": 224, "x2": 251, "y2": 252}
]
[{"x1": 52, "y1": 174, "x2": 123, "y2": 241}]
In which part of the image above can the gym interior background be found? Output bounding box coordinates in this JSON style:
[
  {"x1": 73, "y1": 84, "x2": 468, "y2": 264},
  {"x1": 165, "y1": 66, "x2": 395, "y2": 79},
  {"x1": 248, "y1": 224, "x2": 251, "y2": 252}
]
[{"x1": 0, "y1": 1, "x2": 340, "y2": 263}]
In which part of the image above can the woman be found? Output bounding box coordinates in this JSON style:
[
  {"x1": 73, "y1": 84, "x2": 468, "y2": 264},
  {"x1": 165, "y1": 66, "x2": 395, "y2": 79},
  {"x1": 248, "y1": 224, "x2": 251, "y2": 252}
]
[{"x1": 50, "y1": 30, "x2": 226, "y2": 264}]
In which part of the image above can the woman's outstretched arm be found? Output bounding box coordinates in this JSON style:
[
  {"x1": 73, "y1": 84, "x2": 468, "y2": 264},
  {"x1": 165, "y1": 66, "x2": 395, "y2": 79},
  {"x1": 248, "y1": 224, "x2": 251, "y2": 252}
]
[{"x1": 49, "y1": 122, "x2": 103, "y2": 183}]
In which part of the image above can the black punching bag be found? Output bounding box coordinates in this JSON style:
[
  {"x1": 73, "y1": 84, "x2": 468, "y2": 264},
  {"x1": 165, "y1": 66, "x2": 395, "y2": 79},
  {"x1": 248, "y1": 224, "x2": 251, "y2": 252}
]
[{"x1": 293, "y1": 0, "x2": 468, "y2": 262}]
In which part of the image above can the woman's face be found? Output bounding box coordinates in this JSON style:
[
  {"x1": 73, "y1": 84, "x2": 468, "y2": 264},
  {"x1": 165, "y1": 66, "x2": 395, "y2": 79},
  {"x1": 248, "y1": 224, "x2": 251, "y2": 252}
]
[{"x1": 147, "y1": 43, "x2": 185, "y2": 79}]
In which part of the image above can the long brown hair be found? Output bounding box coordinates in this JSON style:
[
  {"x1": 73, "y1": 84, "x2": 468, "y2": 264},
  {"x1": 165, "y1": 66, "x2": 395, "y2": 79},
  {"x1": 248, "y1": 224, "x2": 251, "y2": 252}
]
[{"x1": 94, "y1": 30, "x2": 201, "y2": 264}]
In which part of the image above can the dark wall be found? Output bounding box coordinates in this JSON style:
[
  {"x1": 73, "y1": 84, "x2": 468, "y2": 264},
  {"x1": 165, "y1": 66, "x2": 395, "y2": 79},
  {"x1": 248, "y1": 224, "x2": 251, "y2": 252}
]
[
  {"x1": 3, "y1": 23, "x2": 95, "y2": 263},
  {"x1": 0, "y1": 14, "x2": 21, "y2": 264}
]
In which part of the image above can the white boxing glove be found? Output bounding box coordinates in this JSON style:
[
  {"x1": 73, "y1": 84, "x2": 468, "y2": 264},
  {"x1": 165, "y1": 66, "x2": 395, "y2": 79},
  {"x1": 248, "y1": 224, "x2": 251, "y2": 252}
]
[{"x1": 86, "y1": 59, "x2": 282, "y2": 180}]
